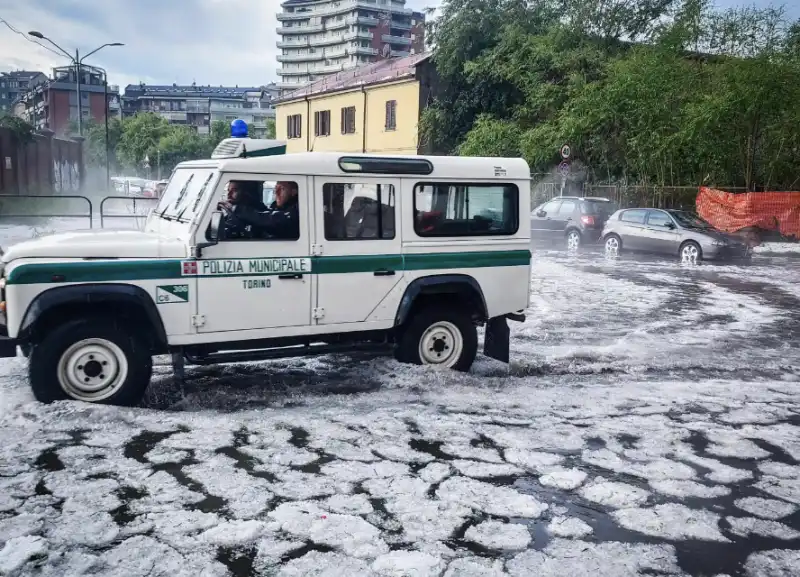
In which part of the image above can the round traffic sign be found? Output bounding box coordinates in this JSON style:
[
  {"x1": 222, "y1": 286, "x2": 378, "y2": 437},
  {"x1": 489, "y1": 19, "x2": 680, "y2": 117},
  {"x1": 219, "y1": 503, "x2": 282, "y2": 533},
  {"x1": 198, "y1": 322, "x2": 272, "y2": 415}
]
[
  {"x1": 560, "y1": 144, "x2": 571, "y2": 159},
  {"x1": 558, "y1": 161, "x2": 570, "y2": 177}
]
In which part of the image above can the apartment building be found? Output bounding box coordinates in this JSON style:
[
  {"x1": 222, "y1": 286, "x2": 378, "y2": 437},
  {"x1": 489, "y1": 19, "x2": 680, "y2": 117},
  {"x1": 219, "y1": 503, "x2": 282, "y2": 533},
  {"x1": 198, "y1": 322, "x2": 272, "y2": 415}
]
[
  {"x1": 121, "y1": 83, "x2": 278, "y2": 137},
  {"x1": 275, "y1": 52, "x2": 438, "y2": 155},
  {"x1": 13, "y1": 65, "x2": 120, "y2": 135},
  {"x1": 277, "y1": 0, "x2": 425, "y2": 94},
  {"x1": 0, "y1": 70, "x2": 47, "y2": 113}
]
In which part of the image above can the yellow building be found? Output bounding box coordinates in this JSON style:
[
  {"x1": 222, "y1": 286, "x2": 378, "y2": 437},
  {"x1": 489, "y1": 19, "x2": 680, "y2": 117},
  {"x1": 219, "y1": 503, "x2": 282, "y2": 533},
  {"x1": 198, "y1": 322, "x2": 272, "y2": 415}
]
[{"x1": 275, "y1": 53, "x2": 438, "y2": 156}]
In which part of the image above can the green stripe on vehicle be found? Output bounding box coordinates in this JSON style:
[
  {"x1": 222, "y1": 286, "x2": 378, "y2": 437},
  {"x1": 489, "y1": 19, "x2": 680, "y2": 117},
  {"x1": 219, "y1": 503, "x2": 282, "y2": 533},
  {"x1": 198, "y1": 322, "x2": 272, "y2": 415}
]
[{"x1": 6, "y1": 250, "x2": 531, "y2": 285}]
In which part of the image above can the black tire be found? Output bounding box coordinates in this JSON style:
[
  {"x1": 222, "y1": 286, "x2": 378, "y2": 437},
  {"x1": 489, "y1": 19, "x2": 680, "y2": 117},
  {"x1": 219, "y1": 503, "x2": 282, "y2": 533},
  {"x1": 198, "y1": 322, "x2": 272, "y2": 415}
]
[
  {"x1": 566, "y1": 229, "x2": 582, "y2": 251},
  {"x1": 679, "y1": 240, "x2": 702, "y2": 264},
  {"x1": 395, "y1": 306, "x2": 478, "y2": 372},
  {"x1": 29, "y1": 317, "x2": 153, "y2": 405}
]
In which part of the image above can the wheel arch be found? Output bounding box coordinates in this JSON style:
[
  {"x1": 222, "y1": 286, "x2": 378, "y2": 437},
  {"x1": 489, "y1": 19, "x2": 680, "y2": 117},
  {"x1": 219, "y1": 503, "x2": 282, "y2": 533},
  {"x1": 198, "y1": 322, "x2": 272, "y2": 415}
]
[
  {"x1": 18, "y1": 283, "x2": 168, "y2": 353},
  {"x1": 394, "y1": 274, "x2": 488, "y2": 327}
]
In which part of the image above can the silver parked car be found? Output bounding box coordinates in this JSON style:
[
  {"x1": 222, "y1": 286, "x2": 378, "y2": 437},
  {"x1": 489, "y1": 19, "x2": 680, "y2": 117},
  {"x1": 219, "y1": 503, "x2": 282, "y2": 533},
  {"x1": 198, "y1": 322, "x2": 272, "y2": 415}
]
[{"x1": 601, "y1": 208, "x2": 751, "y2": 263}]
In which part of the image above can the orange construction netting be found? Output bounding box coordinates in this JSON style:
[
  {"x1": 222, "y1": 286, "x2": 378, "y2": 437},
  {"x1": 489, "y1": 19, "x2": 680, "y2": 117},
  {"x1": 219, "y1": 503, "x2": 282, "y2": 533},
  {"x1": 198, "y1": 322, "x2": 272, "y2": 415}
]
[{"x1": 696, "y1": 186, "x2": 800, "y2": 238}]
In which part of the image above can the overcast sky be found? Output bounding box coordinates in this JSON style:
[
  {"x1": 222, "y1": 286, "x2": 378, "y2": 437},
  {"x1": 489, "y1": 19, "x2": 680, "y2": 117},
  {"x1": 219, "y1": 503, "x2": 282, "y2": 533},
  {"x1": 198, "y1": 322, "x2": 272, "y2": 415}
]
[{"x1": 0, "y1": 0, "x2": 795, "y2": 90}]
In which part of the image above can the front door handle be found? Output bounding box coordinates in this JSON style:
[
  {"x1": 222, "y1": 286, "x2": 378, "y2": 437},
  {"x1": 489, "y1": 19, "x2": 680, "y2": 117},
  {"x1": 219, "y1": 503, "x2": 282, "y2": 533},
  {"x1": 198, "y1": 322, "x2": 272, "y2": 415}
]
[
  {"x1": 374, "y1": 270, "x2": 395, "y2": 277},
  {"x1": 278, "y1": 274, "x2": 304, "y2": 280}
]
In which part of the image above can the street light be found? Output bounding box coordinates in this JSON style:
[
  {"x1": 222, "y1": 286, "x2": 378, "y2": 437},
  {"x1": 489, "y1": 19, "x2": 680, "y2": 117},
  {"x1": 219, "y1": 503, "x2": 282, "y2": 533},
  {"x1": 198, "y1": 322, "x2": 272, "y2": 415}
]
[{"x1": 28, "y1": 31, "x2": 123, "y2": 137}]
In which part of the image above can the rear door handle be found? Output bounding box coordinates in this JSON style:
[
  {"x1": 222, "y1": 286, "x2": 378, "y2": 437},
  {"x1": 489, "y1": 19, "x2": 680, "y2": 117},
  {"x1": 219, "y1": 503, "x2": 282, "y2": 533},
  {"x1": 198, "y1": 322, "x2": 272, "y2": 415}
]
[
  {"x1": 374, "y1": 270, "x2": 395, "y2": 276},
  {"x1": 278, "y1": 274, "x2": 303, "y2": 280}
]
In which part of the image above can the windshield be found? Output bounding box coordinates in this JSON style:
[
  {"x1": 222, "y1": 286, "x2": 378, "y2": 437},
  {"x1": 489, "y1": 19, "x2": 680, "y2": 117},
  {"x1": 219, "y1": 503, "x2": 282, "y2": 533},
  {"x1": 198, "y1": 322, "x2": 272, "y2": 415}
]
[
  {"x1": 153, "y1": 168, "x2": 217, "y2": 223},
  {"x1": 669, "y1": 210, "x2": 712, "y2": 229}
]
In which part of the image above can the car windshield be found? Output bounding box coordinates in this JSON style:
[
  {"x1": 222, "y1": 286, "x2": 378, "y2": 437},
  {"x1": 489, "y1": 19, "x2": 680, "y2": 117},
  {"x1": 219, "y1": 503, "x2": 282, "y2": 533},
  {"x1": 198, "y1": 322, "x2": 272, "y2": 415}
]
[
  {"x1": 582, "y1": 199, "x2": 619, "y2": 215},
  {"x1": 669, "y1": 210, "x2": 712, "y2": 229},
  {"x1": 152, "y1": 168, "x2": 217, "y2": 224}
]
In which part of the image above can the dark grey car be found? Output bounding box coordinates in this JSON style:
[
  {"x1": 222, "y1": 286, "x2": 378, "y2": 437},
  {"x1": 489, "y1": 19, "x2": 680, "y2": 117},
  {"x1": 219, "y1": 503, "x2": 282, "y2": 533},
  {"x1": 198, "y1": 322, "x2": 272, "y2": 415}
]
[{"x1": 601, "y1": 208, "x2": 752, "y2": 263}]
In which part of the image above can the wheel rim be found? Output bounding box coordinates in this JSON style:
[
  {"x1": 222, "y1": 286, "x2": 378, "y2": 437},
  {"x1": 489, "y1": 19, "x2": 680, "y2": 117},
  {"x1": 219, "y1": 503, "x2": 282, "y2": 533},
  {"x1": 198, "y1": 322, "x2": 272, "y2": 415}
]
[
  {"x1": 605, "y1": 236, "x2": 619, "y2": 256},
  {"x1": 567, "y1": 232, "x2": 580, "y2": 251},
  {"x1": 56, "y1": 338, "x2": 128, "y2": 402},
  {"x1": 681, "y1": 244, "x2": 699, "y2": 264},
  {"x1": 418, "y1": 321, "x2": 464, "y2": 368}
]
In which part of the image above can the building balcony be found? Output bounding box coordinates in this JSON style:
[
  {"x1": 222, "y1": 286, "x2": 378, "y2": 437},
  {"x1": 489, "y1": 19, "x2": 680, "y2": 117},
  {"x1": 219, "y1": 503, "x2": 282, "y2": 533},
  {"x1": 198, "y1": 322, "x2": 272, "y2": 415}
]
[
  {"x1": 278, "y1": 24, "x2": 324, "y2": 35},
  {"x1": 277, "y1": 52, "x2": 325, "y2": 62},
  {"x1": 278, "y1": 68, "x2": 315, "y2": 77},
  {"x1": 391, "y1": 50, "x2": 410, "y2": 57},
  {"x1": 352, "y1": 46, "x2": 378, "y2": 56},
  {"x1": 277, "y1": 11, "x2": 314, "y2": 21},
  {"x1": 309, "y1": 35, "x2": 350, "y2": 47},
  {"x1": 382, "y1": 34, "x2": 412, "y2": 45},
  {"x1": 357, "y1": 1, "x2": 411, "y2": 15},
  {"x1": 324, "y1": 48, "x2": 348, "y2": 59},
  {"x1": 158, "y1": 111, "x2": 188, "y2": 122},
  {"x1": 317, "y1": 63, "x2": 349, "y2": 74},
  {"x1": 390, "y1": 20, "x2": 412, "y2": 30},
  {"x1": 347, "y1": 16, "x2": 378, "y2": 26},
  {"x1": 325, "y1": 18, "x2": 349, "y2": 30},
  {"x1": 277, "y1": 80, "x2": 311, "y2": 91},
  {"x1": 277, "y1": 39, "x2": 311, "y2": 48},
  {"x1": 344, "y1": 30, "x2": 374, "y2": 41}
]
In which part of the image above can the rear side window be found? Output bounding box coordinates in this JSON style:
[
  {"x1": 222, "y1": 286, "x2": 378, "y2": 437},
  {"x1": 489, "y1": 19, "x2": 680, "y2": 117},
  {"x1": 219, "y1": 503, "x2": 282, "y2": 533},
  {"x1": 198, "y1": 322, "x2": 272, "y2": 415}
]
[
  {"x1": 414, "y1": 183, "x2": 519, "y2": 237},
  {"x1": 558, "y1": 200, "x2": 577, "y2": 215},
  {"x1": 582, "y1": 200, "x2": 619, "y2": 215},
  {"x1": 620, "y1": 209, "x2": 647, "y2": 224}
]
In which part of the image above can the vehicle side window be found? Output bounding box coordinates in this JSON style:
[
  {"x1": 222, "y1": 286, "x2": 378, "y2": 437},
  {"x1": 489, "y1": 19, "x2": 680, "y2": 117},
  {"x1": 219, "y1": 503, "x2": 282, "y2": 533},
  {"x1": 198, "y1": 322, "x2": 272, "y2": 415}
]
[
  {"x1": 558, "y1": 200, "x2": 577, "y2": 215},
  {"x1": 647, "y1": 211, "x2": 672, "y2": 227},
  {"x1": 323, "y1": 183, "x2": 395, "y2": 240},
  {"x1": 219, "y1": 179, "x2": 300, "y2": 242},
  {"x1": 538, "y1": 200, "x2": 560, "y2": 215},
  {"x1": 620, "y1": 209, "x2": 647, "y2": 224},
  {"x1": 414, "y1": 183, "x2": 519, "y2": 237}
]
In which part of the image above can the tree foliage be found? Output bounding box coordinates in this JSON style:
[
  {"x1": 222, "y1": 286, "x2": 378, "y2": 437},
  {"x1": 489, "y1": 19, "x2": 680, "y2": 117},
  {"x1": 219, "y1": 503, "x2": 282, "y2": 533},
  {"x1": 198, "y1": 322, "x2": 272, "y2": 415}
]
[{"x1": 424, "y1": 0, "x2": 800, "y2": 190}]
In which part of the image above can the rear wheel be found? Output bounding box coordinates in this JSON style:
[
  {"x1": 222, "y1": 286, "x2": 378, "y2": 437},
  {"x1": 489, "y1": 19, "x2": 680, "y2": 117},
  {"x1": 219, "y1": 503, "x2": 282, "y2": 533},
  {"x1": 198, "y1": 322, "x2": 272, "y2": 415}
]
[
  {"x1": 29, "y1": 317, "x2": 152, "y2": 405},
  {"x1": 566, "y1": 229, "x2": 582, "y2": 252},
  {"x1": 680, "y1": 241, "x2": 702, "y2": 265},
  {"x1": 395, "y1": 306, "x2": 478, "y2": 372}
]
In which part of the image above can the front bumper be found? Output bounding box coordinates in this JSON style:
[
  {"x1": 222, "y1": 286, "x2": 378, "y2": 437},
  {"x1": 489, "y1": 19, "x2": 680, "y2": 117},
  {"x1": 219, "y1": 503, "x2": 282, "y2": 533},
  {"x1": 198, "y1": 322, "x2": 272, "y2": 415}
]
[{"x1": 0, "y1": 320, "x2": 17, "y2": 358}]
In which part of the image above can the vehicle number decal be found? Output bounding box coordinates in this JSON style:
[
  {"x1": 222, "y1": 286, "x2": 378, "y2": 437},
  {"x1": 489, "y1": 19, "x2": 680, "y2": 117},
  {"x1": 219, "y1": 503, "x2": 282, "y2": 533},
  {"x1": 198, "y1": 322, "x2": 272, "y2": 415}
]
[{"x1": 156, "y1": 284, "x2": 189, "y2": 304}]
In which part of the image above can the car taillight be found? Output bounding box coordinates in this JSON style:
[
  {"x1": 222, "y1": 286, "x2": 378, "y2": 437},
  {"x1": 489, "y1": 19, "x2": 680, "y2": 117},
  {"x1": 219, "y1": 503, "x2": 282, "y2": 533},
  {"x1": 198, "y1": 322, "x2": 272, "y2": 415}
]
[{"x1": 581, "y1": 215, "x2": 595, "y2": 226}]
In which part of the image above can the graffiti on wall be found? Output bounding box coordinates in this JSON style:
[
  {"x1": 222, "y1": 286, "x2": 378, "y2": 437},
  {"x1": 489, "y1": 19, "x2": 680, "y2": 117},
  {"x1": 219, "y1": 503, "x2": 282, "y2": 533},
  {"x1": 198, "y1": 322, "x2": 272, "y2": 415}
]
[{"x1": 53, "y1": 159, "x2": 80, "y2": 192}]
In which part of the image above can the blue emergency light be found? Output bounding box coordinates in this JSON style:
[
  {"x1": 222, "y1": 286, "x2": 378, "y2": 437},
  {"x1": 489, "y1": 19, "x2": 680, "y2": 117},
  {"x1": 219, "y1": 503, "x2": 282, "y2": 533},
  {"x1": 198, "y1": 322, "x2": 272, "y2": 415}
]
[{"x1": 230, "y1": 119, "x2": 248, "y2": 138}]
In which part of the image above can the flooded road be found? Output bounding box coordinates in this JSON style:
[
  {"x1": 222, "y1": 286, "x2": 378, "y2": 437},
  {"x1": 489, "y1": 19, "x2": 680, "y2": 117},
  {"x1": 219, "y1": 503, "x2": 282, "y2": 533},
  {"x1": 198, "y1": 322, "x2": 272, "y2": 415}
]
[{"x1": 0, "y1": 245, "x2": 798, "y2": 576}]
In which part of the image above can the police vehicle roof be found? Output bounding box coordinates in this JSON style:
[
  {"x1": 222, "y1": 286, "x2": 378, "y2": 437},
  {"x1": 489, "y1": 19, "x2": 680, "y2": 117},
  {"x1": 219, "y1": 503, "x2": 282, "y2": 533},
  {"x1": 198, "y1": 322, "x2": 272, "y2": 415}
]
[{"x1": 178, "y1": 152, "x2": 531, "y2": 180}]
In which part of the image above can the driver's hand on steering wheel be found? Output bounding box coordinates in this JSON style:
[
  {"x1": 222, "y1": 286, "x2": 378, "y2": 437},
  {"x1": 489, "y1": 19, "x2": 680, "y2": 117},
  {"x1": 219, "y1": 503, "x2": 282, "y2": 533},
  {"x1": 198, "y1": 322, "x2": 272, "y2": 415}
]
[{"x1": 218, "y1": 200, "x2": 234, "y2": 214}]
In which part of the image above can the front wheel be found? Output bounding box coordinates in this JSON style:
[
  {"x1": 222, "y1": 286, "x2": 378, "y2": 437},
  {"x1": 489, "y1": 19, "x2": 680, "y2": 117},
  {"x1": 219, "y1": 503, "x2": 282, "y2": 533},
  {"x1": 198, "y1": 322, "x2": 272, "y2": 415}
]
[
  {"x1": 680, "y1": 241, "x2": 702, "y2": 265},
  {"x1": 604, "y1": 234, "x2": 622, "y2": 257},
  {"x1": 29, "y1": 318, "x2": 153, "y2": 405},
  {"x1": 395, "y1": 307, "x2": 478, "y2": 372}
]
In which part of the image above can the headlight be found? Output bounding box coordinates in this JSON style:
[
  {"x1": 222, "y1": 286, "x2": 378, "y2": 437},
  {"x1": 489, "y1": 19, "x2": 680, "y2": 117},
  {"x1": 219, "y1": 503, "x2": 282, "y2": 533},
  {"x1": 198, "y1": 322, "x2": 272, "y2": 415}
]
[{"x1": 712, "y1": 240, "x2": 728, "y2": 247}]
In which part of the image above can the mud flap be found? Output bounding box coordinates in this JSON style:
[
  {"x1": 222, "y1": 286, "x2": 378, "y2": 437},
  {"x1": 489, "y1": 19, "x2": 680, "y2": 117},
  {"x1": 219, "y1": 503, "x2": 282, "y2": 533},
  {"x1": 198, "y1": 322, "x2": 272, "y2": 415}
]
[{"x1": 484, "y1": 316, "x2": 510, "y2": 363}]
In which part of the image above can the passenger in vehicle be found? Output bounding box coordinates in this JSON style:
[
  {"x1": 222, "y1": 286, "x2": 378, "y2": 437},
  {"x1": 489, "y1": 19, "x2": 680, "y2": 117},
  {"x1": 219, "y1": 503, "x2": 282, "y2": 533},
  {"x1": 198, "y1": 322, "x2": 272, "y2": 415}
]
[{"x1": 219, "y1": 180, "x2": 299, "y2": 240}]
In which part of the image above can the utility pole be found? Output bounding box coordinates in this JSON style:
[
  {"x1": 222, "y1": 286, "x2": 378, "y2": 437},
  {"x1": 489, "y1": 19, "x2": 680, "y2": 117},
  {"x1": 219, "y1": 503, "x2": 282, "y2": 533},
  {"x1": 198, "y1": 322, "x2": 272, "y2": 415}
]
[{"x1": 75, "y1": 49, "x2": 82, "y2": 136}]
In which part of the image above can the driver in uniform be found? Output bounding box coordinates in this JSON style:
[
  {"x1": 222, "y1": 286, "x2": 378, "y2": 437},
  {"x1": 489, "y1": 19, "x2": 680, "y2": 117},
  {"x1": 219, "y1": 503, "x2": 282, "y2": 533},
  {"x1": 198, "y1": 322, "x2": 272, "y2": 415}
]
[{"x1": 219, "y1": 181, "x2": 299, "y2": 239}]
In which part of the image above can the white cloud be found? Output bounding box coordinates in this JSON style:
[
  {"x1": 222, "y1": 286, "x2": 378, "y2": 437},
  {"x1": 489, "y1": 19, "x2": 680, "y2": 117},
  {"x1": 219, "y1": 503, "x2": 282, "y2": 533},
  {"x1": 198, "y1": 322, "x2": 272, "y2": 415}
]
[{"x1": 0, "y1": 0, "x2": 441, "y2": 90}]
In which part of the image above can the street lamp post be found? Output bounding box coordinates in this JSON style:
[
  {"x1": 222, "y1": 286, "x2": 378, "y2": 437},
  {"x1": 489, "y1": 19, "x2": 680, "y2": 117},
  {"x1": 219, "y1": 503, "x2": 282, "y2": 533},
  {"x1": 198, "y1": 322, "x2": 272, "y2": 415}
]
[{"x1": 27, "y1": 32, "x2": 123, "y2": 137}]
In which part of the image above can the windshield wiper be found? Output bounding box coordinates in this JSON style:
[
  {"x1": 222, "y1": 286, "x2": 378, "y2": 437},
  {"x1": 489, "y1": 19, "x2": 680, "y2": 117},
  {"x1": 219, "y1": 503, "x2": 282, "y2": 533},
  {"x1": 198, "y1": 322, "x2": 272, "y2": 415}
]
[{"x1": 175, "y1": 173, "x2": 214, "y2": 223}]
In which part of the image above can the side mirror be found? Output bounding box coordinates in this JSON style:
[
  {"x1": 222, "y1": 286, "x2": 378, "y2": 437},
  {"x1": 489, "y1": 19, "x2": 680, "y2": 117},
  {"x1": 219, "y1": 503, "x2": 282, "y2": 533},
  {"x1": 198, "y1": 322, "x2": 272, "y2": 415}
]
[
  {"x1": 208, "y1": 211, "x2": 223, "y2": 242},
  {"x1": 537, "y1": 210, "x2": 546, "y2": 217},
  {"x1": 665, "y1": 221, "x2": 676, "y2": 229},
  {"x1": 193, "y1": 211, "x2": 223, "y2": 258}
]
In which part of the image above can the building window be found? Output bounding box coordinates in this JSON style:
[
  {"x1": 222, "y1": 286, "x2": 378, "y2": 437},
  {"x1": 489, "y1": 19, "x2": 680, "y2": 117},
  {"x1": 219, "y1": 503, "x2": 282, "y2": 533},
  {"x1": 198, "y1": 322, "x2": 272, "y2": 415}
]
[
  {"x1": 314, "y1": 110, "x2": 331, "y2": 137},
  {"x1": 341, "y1": 106, "x2": 356, "y2": 134},
  {"x1": 323, "y1": 183, "x2": 395, "y2": 240},
  {"x1": 287, "y1": 114, "x2": 302, "y2": 139},
  {"x1": 413, "y1": 183, "x2": 520, "y2": 237},
  {"x1": 385, "y1": 100, "x2": 397, "y2": 131}
]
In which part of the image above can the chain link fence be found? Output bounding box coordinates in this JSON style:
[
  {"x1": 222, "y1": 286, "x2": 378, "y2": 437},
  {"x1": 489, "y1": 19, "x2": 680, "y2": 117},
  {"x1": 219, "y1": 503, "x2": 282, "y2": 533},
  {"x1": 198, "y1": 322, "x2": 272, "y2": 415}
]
[{"x1": 530, "y1": 173, "x2": 748, "y2": 210}]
